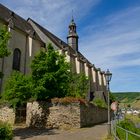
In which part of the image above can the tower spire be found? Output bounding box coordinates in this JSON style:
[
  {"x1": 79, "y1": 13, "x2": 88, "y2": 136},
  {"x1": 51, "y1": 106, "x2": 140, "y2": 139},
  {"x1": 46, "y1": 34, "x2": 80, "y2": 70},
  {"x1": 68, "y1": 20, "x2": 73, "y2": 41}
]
[
  {"x1": 72, "y1": 10, "x2": 74, "y2": 22},
  {"x1": 67, "y1": 14, "x2": 79, "y2": 51}
]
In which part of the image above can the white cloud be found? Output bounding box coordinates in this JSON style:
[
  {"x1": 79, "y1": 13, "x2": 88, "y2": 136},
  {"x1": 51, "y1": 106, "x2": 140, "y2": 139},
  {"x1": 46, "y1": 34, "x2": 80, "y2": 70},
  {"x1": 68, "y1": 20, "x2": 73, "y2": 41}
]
[
  {"x1": 1, "y1": 1, "x2": 140, "y2": 91},
  {"x1": 80, "y1": 6, "x2": 140, "y2": 71},
  {"x1": 78, "y1": 5, "x2": 140, "y2": 91},
  {"x1": 2, "y1": 0, "x2": 101, "y2": 38}
]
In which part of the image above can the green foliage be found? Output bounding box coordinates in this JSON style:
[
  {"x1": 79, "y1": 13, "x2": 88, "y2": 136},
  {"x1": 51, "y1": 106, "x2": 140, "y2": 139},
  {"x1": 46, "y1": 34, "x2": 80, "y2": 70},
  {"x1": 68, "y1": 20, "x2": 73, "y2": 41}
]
[
  {"x1": 104, "y1": 135, "x2": 114, "y2": 140},
  {"x1": 31, "y1": 43, "x2": 70, "y2": 100},
  {"x1": 0, "y1": 25, "x2": 11, "y2": 78},
  {"x1": 0, "y1": 121, "x2": 13, "y2": 140},
  {"x1": 67, "y1": 72, "x2": 89, "y2": 98},
  {"x1": 0, "y1": 25, "x2": 11, "y2": 58},
  {"x1": 2, "y1": 71, "x2": 33, "y2": 108},
  {"x1": 2, "y1": 43, "x2": 91, "y2": 105},
  {"x1": 113, "y1": 92, "x2": 140, "y2": 109},
  {"x1": 0, "y1": 99, "x2": 11, "y2": 108},
  {"x1": 113, "y1": 92, "x2": 140, "y2": 103},
  {"x1": 117, "y1": 119, "x2": 140, "y2": 140},
  {"x1": 109, "y1": 92, "x2": 116, "y2": 103},
  {"x1": 92, "y1": 98, "x2": 107, "y2": 108},
  {"x1": 125, "y1": 114, "x2": 140, "y2": 126}
]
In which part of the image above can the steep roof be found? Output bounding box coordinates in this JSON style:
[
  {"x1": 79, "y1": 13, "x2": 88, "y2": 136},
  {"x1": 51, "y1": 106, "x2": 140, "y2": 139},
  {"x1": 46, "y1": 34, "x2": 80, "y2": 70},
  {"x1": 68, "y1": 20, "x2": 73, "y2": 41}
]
[
  {"x1": 0, "y1": 4, "x2": 42, "y2": 42},
  {"x1": 0, "y1": 3, "x2": 100, "y2": 71},
  {"x1": 28, "y1": 18, "x2": 97, "y2": 69},
  {"x1": 28, "y1": 18, "x2": 76, "y2": 53}
]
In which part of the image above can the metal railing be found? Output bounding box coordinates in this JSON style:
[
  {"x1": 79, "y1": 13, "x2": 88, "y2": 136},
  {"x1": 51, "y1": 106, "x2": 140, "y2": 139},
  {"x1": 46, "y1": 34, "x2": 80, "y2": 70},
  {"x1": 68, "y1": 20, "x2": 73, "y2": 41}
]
[
  {"x1": 111, "y1": 120, "x2": 140, "y2": 140},
  {"x1": 116, "y1": 125, "x2": 140, "y2": 140}
]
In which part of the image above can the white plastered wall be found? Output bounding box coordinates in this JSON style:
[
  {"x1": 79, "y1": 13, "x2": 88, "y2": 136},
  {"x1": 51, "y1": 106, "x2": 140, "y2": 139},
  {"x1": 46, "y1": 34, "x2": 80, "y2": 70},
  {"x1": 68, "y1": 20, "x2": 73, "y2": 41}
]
[
  {"x1": 1, "y1": 27, "x2": 27, "y2": 92},
  {"x1": 92, "y1": 67, "x2": 96, "y2": 83},
  {"x1": 98, "y1": 70, "x2": 102, "y2": 87},
  {"x1": 103, "y1": 74, "x2": 107, "y2": 86},
  {"x1": 84, "y1": 63, "x2": 89, "y2": 77},
  {"x1": 75, "y1": 57, "x2": 80, "y2": 74},
  {"x1": 25, "y1": 37, "x2": 42, "y2": 74},
  {"x1": 65, "y1": 51, "x2": 70, "y2": 62}
]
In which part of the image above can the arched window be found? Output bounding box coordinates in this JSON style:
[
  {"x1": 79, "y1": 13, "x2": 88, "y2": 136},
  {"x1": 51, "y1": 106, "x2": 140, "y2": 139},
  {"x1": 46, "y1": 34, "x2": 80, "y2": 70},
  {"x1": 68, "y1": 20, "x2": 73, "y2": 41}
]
[{"x1": 12, "y1": 48, "x2": 21, "y2": 71}]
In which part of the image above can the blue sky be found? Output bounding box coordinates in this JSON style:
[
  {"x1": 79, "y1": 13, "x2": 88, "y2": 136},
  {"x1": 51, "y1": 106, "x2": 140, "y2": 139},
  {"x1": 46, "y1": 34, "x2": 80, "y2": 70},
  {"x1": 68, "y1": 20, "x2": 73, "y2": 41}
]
[{"x1": 0, "y1": 0, "x2": 140, "y2": 92}]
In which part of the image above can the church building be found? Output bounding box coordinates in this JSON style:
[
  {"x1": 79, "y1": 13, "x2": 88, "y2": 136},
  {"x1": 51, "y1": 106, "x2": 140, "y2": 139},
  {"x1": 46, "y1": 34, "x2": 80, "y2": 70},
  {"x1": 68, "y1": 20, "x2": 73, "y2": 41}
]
[{"x1": 0, "y1": 4, "x2": 107, "y2": 101}]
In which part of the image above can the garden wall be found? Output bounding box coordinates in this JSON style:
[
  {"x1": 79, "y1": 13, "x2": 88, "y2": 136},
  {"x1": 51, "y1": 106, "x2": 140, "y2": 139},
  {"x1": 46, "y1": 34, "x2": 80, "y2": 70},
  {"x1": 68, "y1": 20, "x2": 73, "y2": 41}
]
[
  {"x1": 26, "y1": 101, "x2": 108, "y2": 129},
  {"x1": 0, "y1": 105, "x2": 15, "y2": 124}
]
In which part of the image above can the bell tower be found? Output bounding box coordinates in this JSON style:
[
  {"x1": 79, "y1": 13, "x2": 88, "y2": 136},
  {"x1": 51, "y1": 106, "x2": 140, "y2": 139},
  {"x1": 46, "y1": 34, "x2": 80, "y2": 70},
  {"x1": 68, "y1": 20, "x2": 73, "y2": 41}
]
[{"x1": 67, "y1": 17, "x2": 79, "y2": 52}]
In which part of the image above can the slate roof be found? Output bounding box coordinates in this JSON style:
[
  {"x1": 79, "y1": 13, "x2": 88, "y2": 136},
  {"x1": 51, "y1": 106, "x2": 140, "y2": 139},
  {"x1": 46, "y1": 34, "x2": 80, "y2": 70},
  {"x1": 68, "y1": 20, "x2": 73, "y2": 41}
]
[
  {"x1": 0, "y1": 3, "x2": 100, "y2": 71},
  {"x1": 28, "y1": 18, "x2": 70, "y2": 49},
  {"x1": 0, "y1": 4, "x2": 42, "y2": 42},
  {"x1": 28, "y1": 18, "x2": 96, "y2": 69}
]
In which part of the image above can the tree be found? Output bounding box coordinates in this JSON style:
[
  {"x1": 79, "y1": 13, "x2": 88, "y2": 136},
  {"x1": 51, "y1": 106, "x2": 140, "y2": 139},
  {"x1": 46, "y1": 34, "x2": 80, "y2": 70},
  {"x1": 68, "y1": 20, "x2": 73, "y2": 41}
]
[
  {"x1": 67, "y1": 72, "x2": 89, "y2": 98},
  {"x1": 0, "y1": 25, "x2": 11, "y2": 78},
  {"x1": 2, "y1": 71, "x2": 33, "y2": 108},
  {"x1": 92, "y1": 98, "x2": 107, "y2": 108},
  {"x1": 31, "y1": 43, "x2": 70, "y2": 100},
  {"x1": 110, "y1": 92, "x2": 116, "y2": 103}
]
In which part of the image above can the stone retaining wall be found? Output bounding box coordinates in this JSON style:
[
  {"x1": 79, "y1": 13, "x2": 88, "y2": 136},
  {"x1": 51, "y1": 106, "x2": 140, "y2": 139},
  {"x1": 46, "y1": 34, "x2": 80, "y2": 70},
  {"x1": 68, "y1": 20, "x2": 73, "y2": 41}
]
[
  {"x1": 0, "y1": 105, "x2": 15, "y2": 124},
  {"x1": 26, "y1": 101, "x2": 108, "y2": 129},
  {"x1": 80, "y1": 103, "x2": 107, "y2": 127}
]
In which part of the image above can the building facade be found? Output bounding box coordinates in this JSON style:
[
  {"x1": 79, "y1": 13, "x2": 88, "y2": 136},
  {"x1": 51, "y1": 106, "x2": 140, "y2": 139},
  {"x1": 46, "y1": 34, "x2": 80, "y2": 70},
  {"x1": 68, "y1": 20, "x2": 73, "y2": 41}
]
[{"x1": 0, "y1": 4, "x2": 107, "y2": 101}]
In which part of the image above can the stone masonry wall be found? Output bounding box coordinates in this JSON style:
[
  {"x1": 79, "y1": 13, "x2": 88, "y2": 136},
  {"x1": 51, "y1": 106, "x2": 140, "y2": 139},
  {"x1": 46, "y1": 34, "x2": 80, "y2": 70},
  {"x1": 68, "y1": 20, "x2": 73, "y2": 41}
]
[
  {"x1": 26, "y1": 101, "x2": 108, "y2": 129},
  {"x1": 26, "y1": 101, "x2": 80, "y2": 129},
  {"x1": 80, "y1": 103, "x2": 107, "y2": 127},
  {"x1": 0, "y1": 105, "x2": 15, "y2": 124}
]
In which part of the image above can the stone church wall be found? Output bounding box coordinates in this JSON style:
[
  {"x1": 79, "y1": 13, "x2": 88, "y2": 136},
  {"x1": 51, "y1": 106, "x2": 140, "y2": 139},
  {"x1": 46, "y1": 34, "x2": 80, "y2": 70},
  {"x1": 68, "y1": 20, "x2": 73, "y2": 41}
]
[
  {"x1": 0, "y1": 23, "x2": 43, "y2": 92},
  {"x1": 0, "y1": 22, "x2": 4, "y2": 79},
  {"x1": 1, "y1": 28, "x2": 27, "y2": 92},
  {"x1": 0, "y1": 5, "x2": 108, "y2": 102},
  {"x1": 26, "y1": 101, "x2": 108, "y2": 129}
]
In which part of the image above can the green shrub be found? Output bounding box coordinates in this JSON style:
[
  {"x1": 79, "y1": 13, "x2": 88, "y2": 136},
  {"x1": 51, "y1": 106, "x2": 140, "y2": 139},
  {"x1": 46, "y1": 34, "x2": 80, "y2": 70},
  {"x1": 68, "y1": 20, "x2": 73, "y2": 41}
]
[
  {"x1": 31, "y1": 43, "x2": 70, "y2": 100},
  {"x1": 109, "y1": 92, "x2": 116, "y2": 103},
  {"x1": 92, "y1": 98, "x2": 107, "y2": 108},
  {"x1": 67, "y1": 72, "x2": 89, "y2": 98},
  {"x1": 2, "y1": 71, "x2": 33, "y2": 108},
  {"x1": 0, "y1": 25, "x2": 11, "y2": 79},
  {"x1": 117, "y1": 119, "x2": 140, "y2": 140},
  {"x1": 0, "y1": 99, "x2": 11, "y2": 108},
  {"x1": 0, "y1": 121, "x2": 13, "y2": 140}
]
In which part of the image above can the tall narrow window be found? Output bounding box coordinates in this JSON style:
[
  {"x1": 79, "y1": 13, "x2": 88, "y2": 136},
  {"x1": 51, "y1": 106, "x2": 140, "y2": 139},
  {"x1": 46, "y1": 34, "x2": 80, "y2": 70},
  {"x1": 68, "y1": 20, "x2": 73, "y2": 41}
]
[{"x1": 13, "y1": 48, "x2": 21, "y2": 71}]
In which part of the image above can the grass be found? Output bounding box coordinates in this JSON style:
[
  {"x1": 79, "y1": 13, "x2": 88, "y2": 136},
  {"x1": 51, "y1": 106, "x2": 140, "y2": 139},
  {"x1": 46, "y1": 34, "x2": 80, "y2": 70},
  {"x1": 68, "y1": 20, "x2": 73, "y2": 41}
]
[
  {"x1": 92, "y1": 98, "x2": 107, "y2": 109},
  {"x1": 103, "y1": 135, "x2": 114, "y2": 140},
  {"x1": 116, "y1": 118, "x2": 140, "y2": 140},
  {"x1": 113, "y1": 92, "x2": 140, "y2": 109},
  {"x1": 113, "y1": 92, "x2": 140, "y2": 103},
  {"x1": 117, "y1": 127, "x2": 140, "y2": 140},
  {"x1": 125, "y1": 114, "x2": 140, "y2": 124},
  {"x1": 133, "y1": 100, "x2": 140, "y2": 109}
]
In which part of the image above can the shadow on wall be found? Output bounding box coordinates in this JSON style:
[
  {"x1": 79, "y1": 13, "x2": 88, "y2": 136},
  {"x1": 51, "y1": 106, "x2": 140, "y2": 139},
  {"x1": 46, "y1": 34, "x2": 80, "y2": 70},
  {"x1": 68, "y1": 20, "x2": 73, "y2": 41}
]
[
  {"x1": 80, "y1": 103, "x2": 108, "y2": 127},
  {"x1": 15, "y1": 104, "x2": 26, "y2": 124},
  {"x1": 26, "y1": 101, "x2": 108, "y2": 130},
  {"x1": 26, "y1": 101, "x2": 52, "y2": 128}
]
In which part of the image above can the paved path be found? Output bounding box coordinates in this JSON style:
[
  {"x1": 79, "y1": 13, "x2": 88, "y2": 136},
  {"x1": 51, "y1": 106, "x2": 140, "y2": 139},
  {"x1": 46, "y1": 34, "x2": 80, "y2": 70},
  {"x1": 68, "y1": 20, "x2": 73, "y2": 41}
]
[{"x1": 14, "y1": 123, "x2": 107, "y2": 140}]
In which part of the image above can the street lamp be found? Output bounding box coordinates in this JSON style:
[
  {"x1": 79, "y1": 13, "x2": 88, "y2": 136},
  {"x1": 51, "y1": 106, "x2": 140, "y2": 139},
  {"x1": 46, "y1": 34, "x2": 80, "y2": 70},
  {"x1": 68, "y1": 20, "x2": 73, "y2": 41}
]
[{"x1": 105, "y1": 69, "x2": 112, "y2": 135}]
